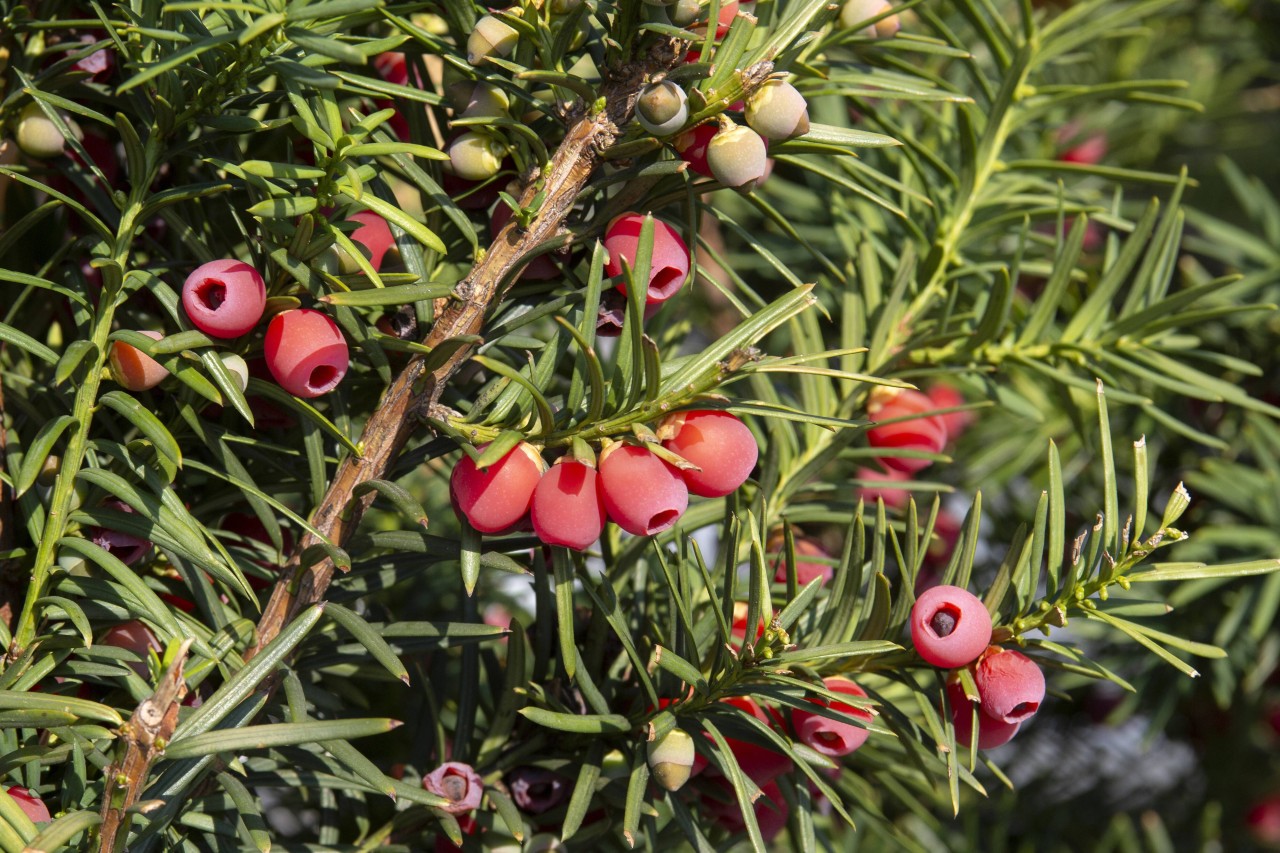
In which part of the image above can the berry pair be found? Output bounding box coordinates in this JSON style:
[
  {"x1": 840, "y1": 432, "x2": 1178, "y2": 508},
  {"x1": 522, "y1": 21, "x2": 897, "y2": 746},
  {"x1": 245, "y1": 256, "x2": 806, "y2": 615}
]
[
  {"x1": 948, "y1": 647, "x2": 1046, "y2": 749},
  {"x1": 865, "y1": 384, "x2": 971, "y2": 474}
]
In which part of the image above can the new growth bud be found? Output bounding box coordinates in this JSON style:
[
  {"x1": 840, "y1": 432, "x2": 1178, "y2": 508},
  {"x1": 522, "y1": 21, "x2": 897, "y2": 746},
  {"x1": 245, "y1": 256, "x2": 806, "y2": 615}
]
[
  {"x1": 636, "y1": 81, "x2": 689, "y2": 136},
  {"x1": 647, "y1": 728, "x2": 696, "y2": 791}
]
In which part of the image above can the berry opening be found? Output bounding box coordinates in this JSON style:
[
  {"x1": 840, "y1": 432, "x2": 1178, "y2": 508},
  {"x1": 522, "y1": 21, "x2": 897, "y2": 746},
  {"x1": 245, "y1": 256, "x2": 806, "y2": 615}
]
[
  {"x1": 1009, "y1": 701, "x2": 1038, "y2": 720},
  {"x1": 648, "y1": 509, "x2": 678, "y2": 532},
  {"x1": 651, "y1": 266, "x2": 685, "y2": 300},
  {"x1": 929, "y1": 605, "x2": 959, "y2": 638},
  {"x1": 197, "y1": 280, "x2": 227, "y2": 311},
  {"x1": 309, "y1": 364, "x2": 340, "y2": 392},
  {"x1": 814, "y1": 731, "x2": 844, "y2": 748}
]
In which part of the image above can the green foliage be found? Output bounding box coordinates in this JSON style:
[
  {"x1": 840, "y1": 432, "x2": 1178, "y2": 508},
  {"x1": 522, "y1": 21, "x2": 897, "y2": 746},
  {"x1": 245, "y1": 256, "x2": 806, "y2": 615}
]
[{"x1": 0, "y1": 0, "x2": 1278, "y2": 850}]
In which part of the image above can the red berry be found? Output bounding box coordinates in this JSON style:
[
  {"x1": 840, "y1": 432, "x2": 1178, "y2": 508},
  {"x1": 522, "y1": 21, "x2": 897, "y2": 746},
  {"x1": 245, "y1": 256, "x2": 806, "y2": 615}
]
[
  {"x1": 659, "y1": 410, "x2": 757, "y2": 497},
  {"x1": 344, "y1": 209, "x2": 397, "y2": 272},
  {"x1": 973, "y1": 647, "x2": 1045, "y2": 723},
  {"x1": 264, "y1": 309, "x2": 349, "y2": 398},
  {"x1": 603, "y1": 213, "x2": 690, "y2": 305},
  {"x1": 598, "y1": 444, "x2": 688, "y2": 536},
  {"x1": 1059, "y1": 132, "x2": 1107, "y2": 165},
  {"x1": 705, "y1": 779, "x2": 789, "y2": 842},
  {"x1": 4, "y1": 786, "x2": 51, "y2": 824},
  {"x1": 109, "y1": 330, "x2": 167, "y2": 392},
  {"x1": 87, "y1": 499, "x2": 152, "y2": 566},
  {"x1": 181, "y1": 259, "x2": 266, "y2": 338},
  {"x1": 925, "y1": 382, "x2": 973, "y2": 441},
  {"x1": 854, "y1": 465, "x2": 911, "y2": 509},
  {"x1": 771, "y1": 537, "x2": 834, "y2": 586},
  {"x1": 674, "y1": 123, "x2": 718, "y2": 177},
  {"x1": 450, "y1": 443, "x2": 545, "y2": 534},
  {"x1": 717, "y1": 696, "x2": 794, "y2": 785},
  {"x1": 729, "y1": 601, "x2": 766, "y2": 651},
  {"x1": 910, "y1": 584, "x2": 992, "y2": 668},
  {"x1": 101, "y1": 619, "x2": 162, "y2": 680},
  {"x1": 867, "y1": 389, "x2": 949, "y2": 473},
  {"x1": 530, "y1": 458, "x2": 606, "y2": 550},
  {"x1": 946, "y1": 679, "x2": 1020, "y2": 749},
  {"x1": 790, "y1": 677, "x2": 872, "y2": 757}
]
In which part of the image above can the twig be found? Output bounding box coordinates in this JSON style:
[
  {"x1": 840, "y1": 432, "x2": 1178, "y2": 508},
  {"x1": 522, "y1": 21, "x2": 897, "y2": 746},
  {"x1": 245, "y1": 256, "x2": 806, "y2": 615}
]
[{"x1": 97, "y1": 639, "x2": 194, "y2": 852}]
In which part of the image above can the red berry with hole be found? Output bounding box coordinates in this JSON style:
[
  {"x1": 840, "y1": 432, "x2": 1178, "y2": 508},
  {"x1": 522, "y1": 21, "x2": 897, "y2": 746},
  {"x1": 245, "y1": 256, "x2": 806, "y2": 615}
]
[
  {"x1": 946, "y1": 679, "x2": 1020, "y2": 749},
  {"x1": 598, "y1": 444, "x2": 688, "y2": 536},
  {"x1": 344, "y1": 209, "x2": 397, "y2": 272},
  {"x1": 531, "y1": 458, "x2": 606, "y2": 550},
  {"x1": 450, "y1": 443, "x2": 546, "y2": 534},
  {"x1": 4, "y1": 786, "x2": 50, "y2": 824},
  {"x1": 867, "y1": 389, "x2": 949, "y2": 473},
  {"x1": 659, "y1": 410, "x2": 757, "y2": 497},
  {"x1": 181, "y1": 259, "x2": 266, "y2": 338},
  {"x1": 264, "y1": 309, "x2": 349, "y2": 398},
  {"x1": 910, "y1": 584, "x2": 992, "y2": 668},
  {"x1": 973, "y1": 646, "x2": 1045, "y2": 724},
  {"x1": 109, "y1": 330, "x2": 168, "y2": 391},
  {"x1": 603, "y1": 213, "x2": 690, "y2": 305},
  {"x1": 790, "y1": 676, "x2": 873, "y2": 757}
]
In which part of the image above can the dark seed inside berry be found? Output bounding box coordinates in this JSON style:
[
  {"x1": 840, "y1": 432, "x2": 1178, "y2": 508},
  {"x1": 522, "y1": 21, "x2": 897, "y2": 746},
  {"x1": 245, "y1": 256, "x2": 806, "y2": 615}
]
[{"x1": 930, "y1": 609, "x2": 958, "y2": 637}]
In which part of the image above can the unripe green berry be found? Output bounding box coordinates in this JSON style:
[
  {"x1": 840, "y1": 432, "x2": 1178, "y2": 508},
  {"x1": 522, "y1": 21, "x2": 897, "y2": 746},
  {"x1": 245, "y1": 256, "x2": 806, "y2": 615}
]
[
  {"x1": 670, "y1": 0, "x2": 702, "y2": 26},
  {"x1": 467, "y1": 15, "x2": 518, "y2": 66},
  {"x1": 707, "y1": 121, "x2": 769, "y2": 191},
  {"x1": 647, "y1": 728, "x2": 696, "y2": 791},
  {"x1": 745, "y1": 79, "x2": 810, "y2": 140},
  {"x1": 219, "y1": 353, "x2": 249, "y2": 393},
  {"x1": 448, "y1": 131, "x2": 506, "y2": 181},
  {"x1": 460, "y1": 82, "x2": 511, "y2": 119},
  {"x1": 635, "y1": 81, "x2": 688, "y2": 136},
  {"x1": 16, "y1": 103, "x2": 74, "y2": 160},
  {"x1": 840, "y1": 0, "x2": 900, "y2": 37}
]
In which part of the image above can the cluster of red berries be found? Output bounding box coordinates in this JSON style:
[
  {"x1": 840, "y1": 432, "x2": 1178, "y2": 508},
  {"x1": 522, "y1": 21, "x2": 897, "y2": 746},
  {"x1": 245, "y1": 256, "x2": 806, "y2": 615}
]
[
  {"x1": 109, "y1": 258, "x2": 352, "y2": 401},
  {"x1": 450, "y1": 410, "x2": 757, "y2": 548},
  {"x1": 910, "y1": 584, "x2": 1046, "y2": 748}
]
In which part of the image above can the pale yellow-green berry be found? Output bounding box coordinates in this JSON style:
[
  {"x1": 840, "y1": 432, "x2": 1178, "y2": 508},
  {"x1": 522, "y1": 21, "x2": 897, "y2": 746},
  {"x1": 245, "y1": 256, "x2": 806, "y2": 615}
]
[
  {"x1": 840, "y1": 0, "x2": 900, "y2": 37},
  {"x1": 219, "y1": 353, "x2": 250, "y2": 393},
  {"x1": 460, "y1": 82, "x2": 511, "y2": 119},
  {"x1": 16, "y1": 102, "x2": 74, "y2": 160},
  {"x1": 707, "y1": 120, "x2": 769, "y2": 191},
  {"x1": 670, "y1": 0, "x2": 702, "y2": 27},
  {"x1": 647, "y1": 728, "x2": 696, "y2": 792},
  {"x1": 467, "y1": 15, "x2": 518, "y2": 65},
  {"x1": 635, "y1": 81, "x2": 689, "y2": 136},
  {"x1": 448, "y1": 131, "x2": 506, "y2": 181},
  {"x1": 745, "y1": 78, "x2": 810, "y2": 140}
]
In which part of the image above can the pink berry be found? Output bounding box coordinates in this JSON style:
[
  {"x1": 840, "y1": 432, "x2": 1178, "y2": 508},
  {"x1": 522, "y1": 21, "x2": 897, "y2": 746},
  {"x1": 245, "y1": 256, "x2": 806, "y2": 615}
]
[
  {"x1": 674, "y1": 123, "x2": 717, "y2": 177},
  {"x1": 598, "y1": 444, "x2": 688, "y2": 536},
  {"x1": 603, "y1": 213, "x2": 690, "y2": 304},
  {"x1": 530, "y1": 458, "x2": 606, "y2": 550},
  {"x1": 4, "y1": 786, "x2": 51, "y2": 824},
  {"x1": 1059, "y1": 132, "x2": 1107, "y2": 165},
  {"x1": 790, "y1": 677, "x2": 872, "y2": 757},
  {"x1": 101, "y1": 619, "x2": 162, "y2": 679},
  {"x1": 264, "y1": 309, "x2": 349, "y2": 398},
  {"x1": 1249, "y1": 795, "x2": 1280, "y2": 846},
  {"x1": 109, "y1": 330, "x2": 167, "y2": 392},
  {"x1": 181, "y1": 259, "x2": 266, "y2": 338},
  {"x1": 450, "y1": 443, "x2": 545, "y2": 534},
  {"x1": 705, "y1": 779, "x2": 789, "y2": 843},
  {"x1": 659, "y1": 410, "x2": 757, "y2": 497},
  {"x1": 717, "y1": 696, "x2": 794, "y2": 785},
  {"x1": 422, "y1": 762, "x2": 484, "y2": 815},
  {"x1": 973, "y1": 647, "x2": 1045, "y2": 723},
  {"x1": 867, "y1": 389, "x2": 949, "y2": 473},
  {"x1": 910, "y1": 584, "x2": 992, "y2": 668},
  {"x1": 946, "y1": 680, "x2": 1020, "y2": 749},
  {"x1": 771, "y1": 537, "x2": 833, "y2": 586}
]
